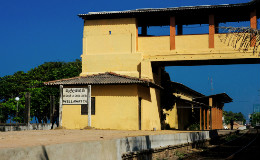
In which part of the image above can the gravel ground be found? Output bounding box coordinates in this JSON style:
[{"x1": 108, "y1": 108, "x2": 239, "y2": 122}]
[{"x1": 0, "y1": 129, "x2": 191, "y2": 149}]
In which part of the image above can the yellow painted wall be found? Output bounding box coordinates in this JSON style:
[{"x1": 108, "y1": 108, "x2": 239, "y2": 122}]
[
  {"x1": 139, "y1": 36, "x2": 170, "y2": 52},
  {"x1": 164, "y1": 103, "x2": 178, "y2": 129},
  {"x1": 81, "y1": 18, "x2": 141, "y2": 77},
  {"x1": 139, "y1": 34, "x2": 259, "y2": 61},
  {"x1": 62, "y1": 85, "x2": 139, "y2": 130},
  {"x1": 164, "y1": 86, "x2": 199, "y2": 129},
  {"x1": 138, "y1": 86, "x2": 161, "y2": 130},
  {"x1": 62, "y1": 85, "x2": 161, "y2": 130},
  {"x1": 81, "y1": 53, "x2": 141, "y2": 77},
  {"x1": 83, "y1": 18, "x2": 137, "y2": 55}
]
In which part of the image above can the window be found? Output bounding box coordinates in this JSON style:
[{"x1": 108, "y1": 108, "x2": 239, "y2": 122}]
[{"x1": 81, "y1": 97, "x2": 95, "y2": 115}]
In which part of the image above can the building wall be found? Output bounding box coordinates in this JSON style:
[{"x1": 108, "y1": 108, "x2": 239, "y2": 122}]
[
  {"x1": 81, "y1": 18, "x2": 141, "y2": 77},
  {"x1": 62, "y1": 85, "x2": 139, "y2": 130},
  {"x1": 164, "y1": 103, "x2": 178, "y2": 129},
  {"x1": 138, "y1": 86, "x2": 161, "y2": 130},
  {"x1": 165, "y1": 88, "x2": 200, "y2": 130},
  {"x1": 62, "y1": 85, "x2": 161, "y2": 130},
  {"x1": 139, "y1": 34, "x2": 259, "y2": 61}
]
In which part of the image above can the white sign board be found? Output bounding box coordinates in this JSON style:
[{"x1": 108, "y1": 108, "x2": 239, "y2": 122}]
[{"x1": 62, "y1": 88, "x2": 88, "y2": 105}]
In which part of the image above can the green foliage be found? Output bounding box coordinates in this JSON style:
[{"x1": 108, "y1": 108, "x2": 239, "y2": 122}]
[
  {"x1": 175, "y1": 151, "x2": 187, "y2": 160},
  {"x1": 0, "y1": 59, "x2": 81, "y2": 123},
  {"x1": 223, "y1": 111, "x2": 246, "y2": 125},
  {"x1": 0, "y1": 97, "x2": 25, "y2": 123},
  {"x1": 224, "y1": 134, "x2": 238, "y2": 142},
  {"x1": 250, "y1": 112, "x2": 260, "y2": 127},
  {"x1": 187, "y1": 123, "x2": 200, "y2": 131}
]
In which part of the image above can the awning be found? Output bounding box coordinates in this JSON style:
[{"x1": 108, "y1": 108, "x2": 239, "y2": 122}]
[
  {"x1": 44, "y1": 72, "x2": 163, "y2": 89},
  {"x1": 193, "y1": 93, "x2": 233, "y2": 104}
]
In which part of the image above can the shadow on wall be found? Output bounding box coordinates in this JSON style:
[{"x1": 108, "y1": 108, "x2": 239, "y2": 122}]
[
  {"x1": 125, "y1": 135, "x2": 152, "y2": 152},
  {"x1": 125, "y1": 135, "x2": 153, "y2": 160},
  {"x1": 40, "y1": 146, "x2": 49, "y2": 160}
]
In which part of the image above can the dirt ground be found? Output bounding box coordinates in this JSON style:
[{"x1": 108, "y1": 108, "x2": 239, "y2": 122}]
[{"x1": 0, "y1": 129, "x2": 191, "y2": 149}]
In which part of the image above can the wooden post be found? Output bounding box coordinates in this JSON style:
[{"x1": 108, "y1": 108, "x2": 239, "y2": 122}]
[
  {"x1": 88, "y1": 85, "x2": 92, "y2": 127},
  {"x1": 209, "y1": 14, "x2": 215, "y2": 48},
  {"x1": 50, "y1": 95, "x2": 55, "y2": 124},
  {"x1": 220, "y1": 106, "x2": 223, "y2": 129},
  {"x1": 200, "y1": 107, "x2": 202, "y2": 130},
  {"x1": 250, "y1": 9, "x2": 257, "y2": 47},
  {"x1": 203, "y1": 108, "x2": 206, "y2": 130},
  {"x1": 50, "y1": 95, "x2": 53, "y2": 124},
  {"x1": 170, "y1": 17, "x2": 176, "y2": 50},
  {"x1": 24, "y1": 92, "x2": 30, "y2": 125},
  {"x1": 59, "y1": 85, "x2": 63, "y2": 127},
  {"x1": 209, "y1": 97, "x2": 213, "y2": 130},
  {"x1": 207, "y1": 108, "x2": 210, "y2": 130}
]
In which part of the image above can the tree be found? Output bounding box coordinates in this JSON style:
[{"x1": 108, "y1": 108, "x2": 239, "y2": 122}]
[
  {"x1": 0, "y1": 59, "x2": 82, "y2": 123},
  {"x1": 219, "y1": 27, "x2": 260, "y2": 54},
  {"x1": 250, "y1": 112, "x2": 260, "y2": 127},
  {"x1": 223, "y1": 111, "x2": 246, "y2": 125}
]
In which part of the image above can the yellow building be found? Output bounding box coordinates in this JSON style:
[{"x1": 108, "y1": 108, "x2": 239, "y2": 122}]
[
  {"x1": 164, "y1": 81, "x2": 232, "y2": 130},
  {"x1": 45, "y1": 0, "x2": 258, "y2": 130},
  {"x1": 45, "y1": 72, "x2": 162, "y2": 130}
]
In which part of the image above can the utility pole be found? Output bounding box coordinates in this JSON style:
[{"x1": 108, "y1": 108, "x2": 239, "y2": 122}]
[{"x1": 15, "y1": 97, "x2": 20, "y2": 123}]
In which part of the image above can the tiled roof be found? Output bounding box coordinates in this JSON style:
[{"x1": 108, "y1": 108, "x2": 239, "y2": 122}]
[
  {"x1": 44, "y1": 72, "x2": 162, "y2": 89},
  {"x1": 78, "y1": 0, "x2": 258, "y2": 21},
  {"x1": 171, "y1": 81, "x2": 205, "y2": 97},
  {"x1": 193, "y1": 93, "x2": 233, "y2": 104},
  {"x1": 176, "y1": 97, "x2": 209, "y2": 108}
]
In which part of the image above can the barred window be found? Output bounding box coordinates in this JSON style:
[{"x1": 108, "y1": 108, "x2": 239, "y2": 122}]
[{"x1": 81, "y1": 97, "x2": 95, "y2": 115}]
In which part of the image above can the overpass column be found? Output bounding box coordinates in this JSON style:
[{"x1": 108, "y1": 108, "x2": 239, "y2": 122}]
[
  {"x1": 170, "y1": 17, "x2": 176, "y2": 50},
  {"x1": 209, "y1": 14, "x2": 215, "y2": 48},
  {"x1": 250, "y1": 9, "x2": 257, "y2": 47}
]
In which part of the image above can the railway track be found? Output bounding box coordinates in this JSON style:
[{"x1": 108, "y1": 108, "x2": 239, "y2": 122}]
[{"x1": 184, "y1": 129, "x2": 260, "y2": 160}]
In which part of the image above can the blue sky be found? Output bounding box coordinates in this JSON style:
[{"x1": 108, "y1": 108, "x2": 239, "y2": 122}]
[{"x1": 0, "y1": 0, "x2": 259, "y2": 119}]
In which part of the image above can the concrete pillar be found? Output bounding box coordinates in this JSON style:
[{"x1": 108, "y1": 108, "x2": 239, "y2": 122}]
[
  {"x1": 209, "y1": 14, "x2": 215, "y2": 48},
  {"x1": 59, "y1": 85, "x2": 63, "y2": 127},
  {"x1": 170, "y1": 17, "x2": 176, "y2": 50}
]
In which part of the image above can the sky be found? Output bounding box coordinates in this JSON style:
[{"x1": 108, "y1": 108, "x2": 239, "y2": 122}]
[{"x1": 0, "y1": 0, "x2": 259, "y2": 120}]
